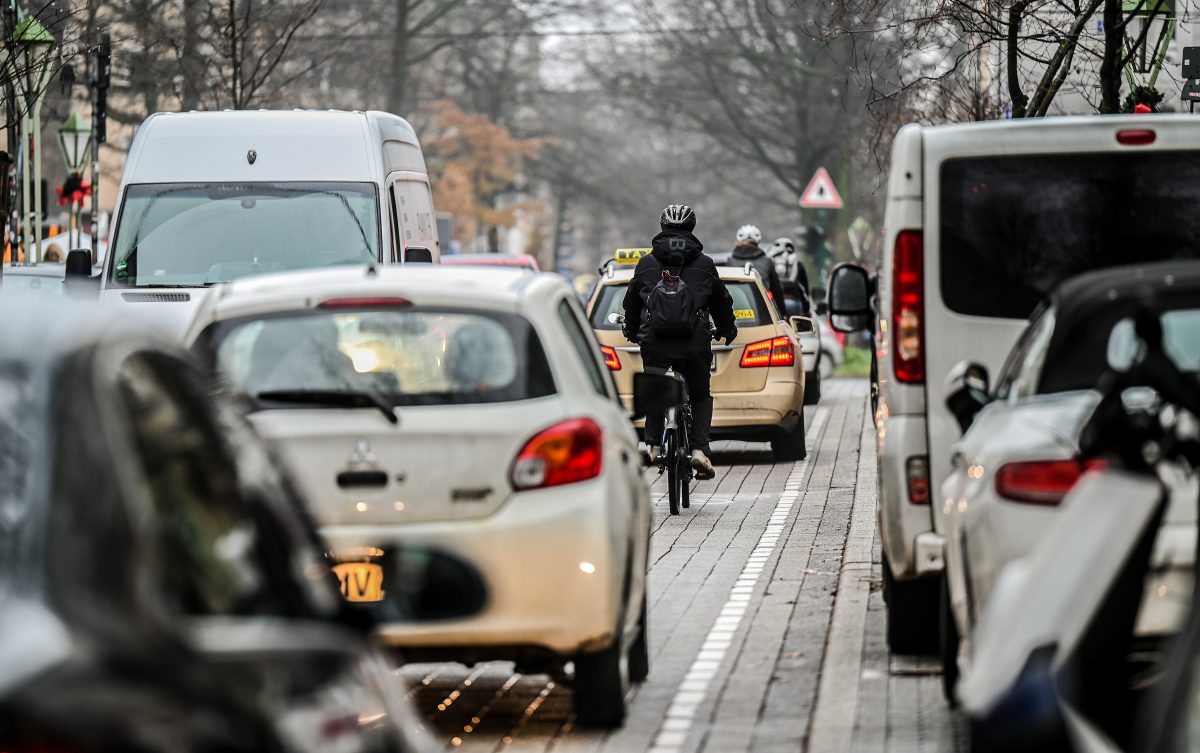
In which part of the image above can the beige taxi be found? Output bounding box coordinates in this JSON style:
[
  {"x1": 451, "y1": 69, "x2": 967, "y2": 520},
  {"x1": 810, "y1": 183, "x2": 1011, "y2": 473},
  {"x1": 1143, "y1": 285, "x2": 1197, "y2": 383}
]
[{"x1": 587, "y1": 249, "x2": 817, "y2": 460}]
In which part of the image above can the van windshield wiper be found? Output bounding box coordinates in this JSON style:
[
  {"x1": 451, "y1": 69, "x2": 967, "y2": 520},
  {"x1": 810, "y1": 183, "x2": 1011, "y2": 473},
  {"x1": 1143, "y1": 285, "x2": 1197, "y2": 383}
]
[{"x1": 254, "y1": 388, "x2": 398, "y2": 424}]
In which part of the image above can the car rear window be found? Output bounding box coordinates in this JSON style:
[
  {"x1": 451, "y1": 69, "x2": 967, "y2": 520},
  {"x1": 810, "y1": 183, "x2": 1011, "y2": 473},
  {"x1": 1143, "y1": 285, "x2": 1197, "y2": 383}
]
[
  {"x1": 940, "y1": 152, "x2": 1200, "y2": 319},
  {"x1": 590, "y1": 281, "x2": 772, "y2": 329},
  {"x1": 205, "y1": 307, "x2": 555, "y2": 407}
]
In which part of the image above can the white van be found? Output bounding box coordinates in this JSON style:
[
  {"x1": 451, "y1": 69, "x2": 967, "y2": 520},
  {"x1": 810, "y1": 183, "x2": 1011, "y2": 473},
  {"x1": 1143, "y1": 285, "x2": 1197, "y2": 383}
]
[
  {"x1": 82, "y1": 110, "x2": 438, "y2": 332},
  {"x1": 828, "y1": 115, "x2": 1200, "y2": 654}
]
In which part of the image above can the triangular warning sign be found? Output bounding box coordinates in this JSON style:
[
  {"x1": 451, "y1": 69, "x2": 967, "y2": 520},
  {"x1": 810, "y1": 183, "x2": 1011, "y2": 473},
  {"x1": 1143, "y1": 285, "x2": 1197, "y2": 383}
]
[{"x1": 799, "y1": 167, "x2": 843, "y2": 209}]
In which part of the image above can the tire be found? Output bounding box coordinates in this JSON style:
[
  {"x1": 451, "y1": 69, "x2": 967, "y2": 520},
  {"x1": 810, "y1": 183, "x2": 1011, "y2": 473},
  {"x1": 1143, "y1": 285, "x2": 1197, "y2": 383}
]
[
  {"x1": 666, "y1": 430, "x2": 681, "y2": 516},
  {"x1": 573, "y1": 636, "x2": 627, "y2": 728},
  {"x1": 882, "y1": 557, "x2": 940, "y2": 655},
  {"x1": 628, "y1": 593, "x2": 649, "y2": 683},
  {"x1": 804, "y1": 367, "x2": 822, "y2": 406},
  {"x1": 940, "y1": 580, "x2": 960, "y2": 706},
  {"x1": 771, "y1": 410, "x2": 807, "y2": 461}
]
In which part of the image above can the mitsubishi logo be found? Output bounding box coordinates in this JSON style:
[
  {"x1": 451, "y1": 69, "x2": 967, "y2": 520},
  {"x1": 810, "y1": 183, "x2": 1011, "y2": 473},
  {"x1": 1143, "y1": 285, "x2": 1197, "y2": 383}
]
[
  {"x1": 348, "y1": 437, "x2": 378, "y2": 467},
  {"x1": 247, "y1": 149, "x2": 257, "y2": 165}
]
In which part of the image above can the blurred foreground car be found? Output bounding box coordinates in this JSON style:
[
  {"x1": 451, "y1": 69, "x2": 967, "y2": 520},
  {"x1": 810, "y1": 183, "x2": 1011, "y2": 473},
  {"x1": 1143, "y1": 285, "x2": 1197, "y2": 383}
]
[
  {"x1": 956, "y1": 306, "x2": 1200, "y2": 753},
  {"x1": 938, "y1": 262, "x2": 1200, "y2": 701},
  {"x1": 441, "y1": 253, "x2": 540, "y2": 272},
  {"x1": 588, "y1": 250, "x2": 817, "y2": 458},
  {"x1": 0, "y1": 301, "x2": 483, "y2": 753},
  {"x1": 186, "y1": 265, "x2": 651, "y2": 728},
  {"x1": 1, "y1": 263, "x2": 64, "y2": 295}
]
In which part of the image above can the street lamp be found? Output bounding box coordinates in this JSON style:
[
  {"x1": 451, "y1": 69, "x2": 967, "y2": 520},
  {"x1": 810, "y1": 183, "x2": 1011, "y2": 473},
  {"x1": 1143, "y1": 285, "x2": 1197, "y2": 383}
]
[
  {"x1": 8, "y1": 17, "x2": 57, "y2": 263},
  {"x1": 57, "y1": 112, "x2": 92, "y2": 250}
]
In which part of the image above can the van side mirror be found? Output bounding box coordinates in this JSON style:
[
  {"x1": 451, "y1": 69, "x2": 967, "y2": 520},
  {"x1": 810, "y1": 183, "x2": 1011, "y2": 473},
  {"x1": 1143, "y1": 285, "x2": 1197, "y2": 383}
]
[
  {"x1": 64, "y1": 248, "x2": 99, "y2": 300},
  {"x1": 331, "y1": 544, "x2": 488, "y2": 626},
  {"x1": 632, "y1": 369, "x2": 685, "y2": 419},
  {"x1": 404, "y1": 246, "x2": 433, "y2": 263},
  {"x1": 789, "y1": 315, "x2": 816, "y2": 335},
  {"x1": 65, "y1": 248, "x2": 92, "y2": 277},
  {"x1": 828, "y1": 263, "x2": 873, "y2": 333},
  {"x1": 944, "y1": 360, "x2": 990, "y2": 433}
]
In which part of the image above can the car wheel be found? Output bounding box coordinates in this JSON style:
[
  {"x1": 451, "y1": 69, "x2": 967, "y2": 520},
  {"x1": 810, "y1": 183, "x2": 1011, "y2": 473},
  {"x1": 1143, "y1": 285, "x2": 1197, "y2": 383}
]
[
  {"x1": 573, "y1": 635, "x2": 628, "y2": 728},
  {"x1": 628, "y1": 592, "x2": 649, "y2": 683},
  {"x1": 882, "y1": 557, "x2": 939, "y2": 655},
  {"x1": 819, "y1": 350, "x2": 835, "y2": 379},
  {"x1": 771, "y1": 410, "x2": 807, "y2": 461},
  {"x1": 940, "y1": 580, "x2": 960, "y2": 706},
  {"x1": 804, "y1": 367, "x2": 821, "y2": 406}
]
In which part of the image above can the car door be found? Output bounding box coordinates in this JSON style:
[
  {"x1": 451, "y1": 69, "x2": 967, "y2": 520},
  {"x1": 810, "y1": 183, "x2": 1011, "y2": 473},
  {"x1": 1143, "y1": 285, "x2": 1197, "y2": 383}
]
[{"x1": 113, "y1": 350, "x2": 411, "y2": 753}]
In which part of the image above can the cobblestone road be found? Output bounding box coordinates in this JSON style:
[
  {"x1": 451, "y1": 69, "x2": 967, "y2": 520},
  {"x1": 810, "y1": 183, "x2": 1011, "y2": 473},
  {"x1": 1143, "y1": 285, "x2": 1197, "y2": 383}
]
[{"x1": 398, "y1": 379, "x2": 966, "y2": 752}]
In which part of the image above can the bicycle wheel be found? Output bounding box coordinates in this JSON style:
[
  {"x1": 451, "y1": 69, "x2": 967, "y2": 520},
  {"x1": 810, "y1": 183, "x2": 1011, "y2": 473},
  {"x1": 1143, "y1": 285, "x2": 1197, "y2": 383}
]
[
  {"x1": 680, "y1": 453, "x2": 691, "y2": 509},
  {"x1": 666, "y1": 430, "x2": 681, "y2": 516}
]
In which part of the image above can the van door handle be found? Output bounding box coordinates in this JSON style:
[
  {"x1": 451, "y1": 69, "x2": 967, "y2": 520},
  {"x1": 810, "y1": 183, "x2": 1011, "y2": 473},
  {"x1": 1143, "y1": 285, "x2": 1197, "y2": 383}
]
[{"x1": 337, "y1": 470, "x2": 388, "y2": 488}]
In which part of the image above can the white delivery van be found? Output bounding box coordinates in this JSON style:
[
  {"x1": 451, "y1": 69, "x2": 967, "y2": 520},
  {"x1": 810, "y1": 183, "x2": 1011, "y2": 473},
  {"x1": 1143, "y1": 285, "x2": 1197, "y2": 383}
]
[
  {"x1": 828, "y1": 115, "x2": 1200, "y2": 654},
  {"x1": 81, "y1": 110, "x2": 438, "y2": 334}
]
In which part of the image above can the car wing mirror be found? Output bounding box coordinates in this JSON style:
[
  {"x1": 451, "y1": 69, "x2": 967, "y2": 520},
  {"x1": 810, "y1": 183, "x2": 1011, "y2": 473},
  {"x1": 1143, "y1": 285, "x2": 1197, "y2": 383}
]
[
  {"x1": 330, "y1": 544, "x2": 487, "y2": 626},
  {"x1": 631, "y1": 369, "x2": 685, "y2": 420},
  {"x1": 404, "y1": 245, "x2": 434, "y2": 263},
  {"x1": 64, "y1": 248, "x2": 99, "y2": 300},
  {"x1": 789, "y1": 315, "x2": 816, "y2": 335},
  {"x1": 944, "y1": 360, "x2": 990, "y2": 433},
  {"x1": 827, "y1": 263, "x2": 873, "y2": 333}
]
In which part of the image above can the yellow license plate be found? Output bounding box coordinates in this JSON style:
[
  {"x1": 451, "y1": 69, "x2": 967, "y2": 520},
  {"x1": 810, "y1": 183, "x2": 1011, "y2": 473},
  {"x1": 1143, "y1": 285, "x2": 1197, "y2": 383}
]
[
  {"x1": 733, "y1": 309, "x2": 755, "y2": 320},
  {"x1": 332, "y1": 562, "x2": 385, "y2": 603}
]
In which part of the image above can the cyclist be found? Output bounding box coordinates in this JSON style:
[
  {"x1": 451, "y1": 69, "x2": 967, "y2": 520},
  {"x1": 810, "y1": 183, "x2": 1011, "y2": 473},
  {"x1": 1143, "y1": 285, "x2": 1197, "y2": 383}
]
[
  {"x1": 732, "y1": 225, "x2": 786, "y2": 308},
  {"x1": 623, "y1": 204, "x2": 737, "y2": 480}
]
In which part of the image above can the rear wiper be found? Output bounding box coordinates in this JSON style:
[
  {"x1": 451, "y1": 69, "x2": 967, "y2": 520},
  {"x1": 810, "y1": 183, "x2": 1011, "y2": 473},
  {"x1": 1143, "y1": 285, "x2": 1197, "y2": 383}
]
[{"x1": 254, "y1": 388, "x2": 398, "y2": 424}]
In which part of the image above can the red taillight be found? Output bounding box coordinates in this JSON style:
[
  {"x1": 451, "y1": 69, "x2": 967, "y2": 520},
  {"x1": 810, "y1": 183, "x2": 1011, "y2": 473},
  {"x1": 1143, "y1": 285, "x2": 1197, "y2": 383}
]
[
  {"x1": 994, "y1": 459, "x2": 1107, "y2": 506},
  {"x1": 599, "y1": 345, "x2": 621, "y2": 371},
  {"x1": 511, "y1": 418, "x2": 603, "y2": 490},
  {"x1": 318, "y1": 297, "x2": 412, "y2": 309},
  {"x1": 906, "y1": 456, "x2": 930, "y2": 505},
  {"x1": 740, "y1": 336, "x2": 794, "y2": 368},
  {"x1": 1116, "y1": 129, "x2": 1156, "y2": 146},
  {"x1": 892, "y1": 230, "x2": 924, "y2": 383}
]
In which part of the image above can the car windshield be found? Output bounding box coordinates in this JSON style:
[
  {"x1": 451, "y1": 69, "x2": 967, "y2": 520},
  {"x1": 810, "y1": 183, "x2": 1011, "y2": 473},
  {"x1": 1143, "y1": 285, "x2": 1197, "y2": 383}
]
[
  {"x1": 940, "y1": 152, "x2": 1200, "y2": 319},
  {"x1": 109, "y1": 182, "x2": 380, "y2": 287},
  {"x1": 590, "y1": 281, "x2": 772, "y2": 329},
  {"x1": 206, "y1": 308, "x2": 556, "y2": 407}
]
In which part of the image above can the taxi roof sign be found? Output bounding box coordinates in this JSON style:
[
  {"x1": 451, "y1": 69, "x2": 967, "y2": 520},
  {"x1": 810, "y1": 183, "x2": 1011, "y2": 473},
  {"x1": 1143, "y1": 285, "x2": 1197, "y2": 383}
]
[{"x1": 614, "y1": 248, "x2": 651, "y2": 265}]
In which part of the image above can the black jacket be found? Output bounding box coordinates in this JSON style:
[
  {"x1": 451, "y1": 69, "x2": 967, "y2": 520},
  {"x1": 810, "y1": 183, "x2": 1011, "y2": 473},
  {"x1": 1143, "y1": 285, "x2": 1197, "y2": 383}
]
[
  {"x1": 731, "y1": 243, "x2": 786, "y2": 314},
  {"x1": 624, "y1": 230, "x2": 736, "y2": 356}
]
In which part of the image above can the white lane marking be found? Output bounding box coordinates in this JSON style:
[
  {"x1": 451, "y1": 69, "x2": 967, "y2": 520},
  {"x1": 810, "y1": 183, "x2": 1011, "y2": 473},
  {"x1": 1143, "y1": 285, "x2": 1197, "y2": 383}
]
[
  {"x1": 647, "y1": 407, "x2": 829, "y2": 753},
  {"x1": 807, "y1": 395, "x2": 877, "y2": 753}
]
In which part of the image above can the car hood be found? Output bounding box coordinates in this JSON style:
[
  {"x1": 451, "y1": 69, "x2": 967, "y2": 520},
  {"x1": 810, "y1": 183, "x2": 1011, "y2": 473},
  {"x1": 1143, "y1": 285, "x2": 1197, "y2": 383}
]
[{"x1": 98, "y1": 287, "x2": 212, "y2": 343}]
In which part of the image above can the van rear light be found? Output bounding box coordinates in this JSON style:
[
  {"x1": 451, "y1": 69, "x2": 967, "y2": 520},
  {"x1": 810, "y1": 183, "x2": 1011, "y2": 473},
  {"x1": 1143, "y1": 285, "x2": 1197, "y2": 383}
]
[
  {"x1": 906, "y1": 456, "x2": 930, "y2": 505},
  {"x1": 995, "y1": 458, "x2": 1107, "y2": 506},
  {"x1": 740, "y1": 336, "x2": 794, "y2": 368},
  {"x1": 511, "y1": 418, "x2": 603, "y2": 490},
  {"x1": 1116, "y1": 129, "x2": 1156, "y2": 146},
  {"x1": 318, "y1": 297, "x2": 412, "y2": 309},
  {"x1": 599, "y1": 345, "x2": 621, "y2": 371},
  {"x1": 892, "y1": 230, "x2": 924, "y2": 383}
]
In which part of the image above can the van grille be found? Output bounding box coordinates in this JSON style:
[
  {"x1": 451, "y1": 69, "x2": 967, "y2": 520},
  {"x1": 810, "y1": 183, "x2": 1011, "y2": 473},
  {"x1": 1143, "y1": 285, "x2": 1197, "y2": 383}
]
[{"x1": 121, "y1": 292, "x2": 191, "y2": 303}]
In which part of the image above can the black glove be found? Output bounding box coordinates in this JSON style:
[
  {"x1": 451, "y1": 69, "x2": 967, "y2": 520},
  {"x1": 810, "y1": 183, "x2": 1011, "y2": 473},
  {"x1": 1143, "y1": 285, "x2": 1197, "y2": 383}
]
[
  {"x1": 720, "y1": 328, "x2": 737, "y2": 345},
  {"x1": 622, "y1": 325, "x2": 639, "y2": 345}
]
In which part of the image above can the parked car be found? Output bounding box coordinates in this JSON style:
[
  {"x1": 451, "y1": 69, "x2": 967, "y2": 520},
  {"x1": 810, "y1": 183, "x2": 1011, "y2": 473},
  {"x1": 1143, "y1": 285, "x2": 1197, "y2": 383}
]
[
  {"x1": 185, "y1": 265, "x2": 652, "y2": 728},
  {"x1": 588, "y1": 251, "x2": 816, "y2": 459},
  {"x1": 938, "y1": 261, "x2": 1200, "y2": 702},
  {"x1": 829, "y1": 115, "x2": 1200, "y2": 654},
  {"x1": 0, "y1": 300, "x2": 484, "y2": 753},
  {"x1": 441, "y1": 253, "x2": 540, "y2": 272},
  {"x1": 85, "y1": 110, "x2": 439, "y2": 334}
]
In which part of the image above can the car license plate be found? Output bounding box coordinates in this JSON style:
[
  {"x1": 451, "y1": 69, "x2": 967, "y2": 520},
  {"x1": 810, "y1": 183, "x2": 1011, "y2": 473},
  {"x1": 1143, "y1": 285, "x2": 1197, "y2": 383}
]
[{"x1": 332, "y1": 561, "x2": 385, "y2": 602}]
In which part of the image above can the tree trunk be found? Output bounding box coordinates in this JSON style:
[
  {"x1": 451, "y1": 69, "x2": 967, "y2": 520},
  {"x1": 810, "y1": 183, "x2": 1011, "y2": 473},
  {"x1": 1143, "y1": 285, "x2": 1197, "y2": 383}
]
[
  {"x1": 1099, "y1": 0, "x2": 1124, "y2": 113},
  {"x1": 1007, "y1": 1, "x2": 1030, "y2": 117},
  {"x1": 388, "y1": 0, "x2": 410, "y2": 114}
]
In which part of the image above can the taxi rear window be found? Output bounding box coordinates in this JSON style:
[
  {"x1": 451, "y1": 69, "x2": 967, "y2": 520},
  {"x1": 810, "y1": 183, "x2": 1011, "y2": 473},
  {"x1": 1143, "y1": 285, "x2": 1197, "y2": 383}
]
[{"x1": 590, "y1": 281, "x2": 772, "y2": 329}]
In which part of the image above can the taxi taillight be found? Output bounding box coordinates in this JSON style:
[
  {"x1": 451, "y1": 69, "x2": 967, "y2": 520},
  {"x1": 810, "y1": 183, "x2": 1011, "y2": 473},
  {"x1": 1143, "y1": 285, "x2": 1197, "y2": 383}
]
[
  {"x1": 599, "y1": 345, "x2": 621, "y2": 370},
  {"x1": 740, "y1": 336, "x2": 794, "y2": 368}
]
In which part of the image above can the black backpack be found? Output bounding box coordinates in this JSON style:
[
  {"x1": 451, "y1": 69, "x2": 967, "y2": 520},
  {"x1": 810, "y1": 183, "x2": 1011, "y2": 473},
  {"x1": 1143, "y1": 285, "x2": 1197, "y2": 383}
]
[{"x1": 645, "y1": 256, "x2": 700, "y2": 337}]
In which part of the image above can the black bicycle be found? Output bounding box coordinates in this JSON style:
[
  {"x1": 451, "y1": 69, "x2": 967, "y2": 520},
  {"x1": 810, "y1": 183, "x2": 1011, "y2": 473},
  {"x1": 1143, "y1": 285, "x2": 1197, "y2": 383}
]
[{"x1": 655, "y1": 370, "x2": 693, "y2": 515}]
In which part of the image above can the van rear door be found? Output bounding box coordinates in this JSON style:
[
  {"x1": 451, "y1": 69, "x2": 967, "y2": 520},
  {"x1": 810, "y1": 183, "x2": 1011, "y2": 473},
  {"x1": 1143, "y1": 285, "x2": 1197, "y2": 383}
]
[{"x1": 922, "y1": 116, "x2": 1200, "y2": 533}]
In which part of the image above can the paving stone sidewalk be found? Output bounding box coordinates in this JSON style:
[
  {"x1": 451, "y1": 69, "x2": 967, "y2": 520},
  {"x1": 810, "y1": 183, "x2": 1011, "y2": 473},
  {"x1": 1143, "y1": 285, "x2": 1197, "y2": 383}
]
[{"x1": 399, "y1": 379, "x2": 965, "y2": 752}]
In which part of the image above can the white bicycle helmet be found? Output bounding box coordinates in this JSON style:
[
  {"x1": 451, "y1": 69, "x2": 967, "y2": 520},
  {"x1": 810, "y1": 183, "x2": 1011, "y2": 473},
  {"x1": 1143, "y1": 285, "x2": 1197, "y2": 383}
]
[
  {"x1": 736, "y1": 224, "x2": 762, "y2": 244},
  {"x1": 659, "y1": 204, "x2": 697, "y2": 231}
]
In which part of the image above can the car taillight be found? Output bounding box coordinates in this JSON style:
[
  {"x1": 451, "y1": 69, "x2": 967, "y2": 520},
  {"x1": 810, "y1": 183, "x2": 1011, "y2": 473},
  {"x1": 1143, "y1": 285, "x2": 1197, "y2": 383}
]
[
  {"x1": 740, "y1": 336, "x2": 794, "y2": 368},
  {"x1": 511, "y1": 418, "x2": 603, "y2": 490},
  {"x1": 599, "y1": 345, "x2": 621, "y2": 370},
  {"x1": 892, "y1": 230, "x2": 924, "y2": 383},
  {"x1": 318, "y1": 297, "x2": 412, "y2": 309},
  {"x1": 994, "y1": 459, "x2": 1107, "y2": 506},
  {"x1": 906, "y1": 456, "x2": 930, "y2": 505},
  {"x1": 1116, "y1": 129, "x2": 1155, "y2": 146}
]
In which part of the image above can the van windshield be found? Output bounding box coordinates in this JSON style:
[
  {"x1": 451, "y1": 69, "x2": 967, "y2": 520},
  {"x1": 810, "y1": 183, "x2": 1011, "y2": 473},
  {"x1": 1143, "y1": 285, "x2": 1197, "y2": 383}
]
[
  {"x1": 109, "y1": 182, "x2": 380, "y2": 287},
  {"x1": 940, "y1": 152, "x2": 1200, "y2": 318}
]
